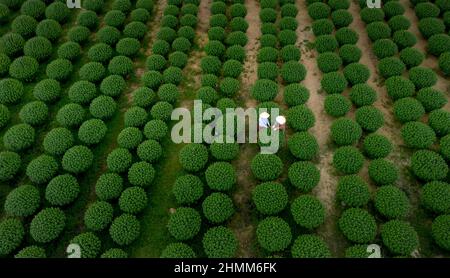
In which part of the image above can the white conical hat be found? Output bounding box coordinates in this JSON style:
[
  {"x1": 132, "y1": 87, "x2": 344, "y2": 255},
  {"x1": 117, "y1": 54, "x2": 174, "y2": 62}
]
[
  {"x1": 275, "y1": 115, "x2": 286, "y2": 124},
  {"x1": 260, "y1": 112, "x2": 270, "y2": 118}
]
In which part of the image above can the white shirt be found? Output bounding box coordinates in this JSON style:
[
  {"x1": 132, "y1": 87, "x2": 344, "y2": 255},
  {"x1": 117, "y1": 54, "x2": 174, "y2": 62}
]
[{"x1": 259, "y1": 117, "x2": 270, "y2": 128}]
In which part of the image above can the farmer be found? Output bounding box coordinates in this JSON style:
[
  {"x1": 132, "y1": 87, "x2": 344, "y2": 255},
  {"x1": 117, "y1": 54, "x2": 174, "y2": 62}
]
[
  {"x1": 272, "y1": 115, "x2": 286, "y2": 131},
  {"x1": 258, "y1": 112, "x2": 271, "y2": 130}
]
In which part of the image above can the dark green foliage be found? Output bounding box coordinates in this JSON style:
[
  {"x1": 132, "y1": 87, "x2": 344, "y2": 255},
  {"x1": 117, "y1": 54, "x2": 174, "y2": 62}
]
[
  {"x1": 260, "y1": 34, "x2": 277, "y2": 48},
  {"x1": 439, "y1": 52, "x2": 450, "y2": 75},
  {"x1": 33, "y1": 79, "x2": 60, "y2": 103},
  {"x1": 429, "y1": 109, "x2": 450, "y2": 136},
  {"x1": 325, "y1": 94, "x2": 351, "y2": 117},
  {"x1": 279, "y1": 16, "x2": 298, "y2": 31},
  {"x1": 9, "y1": 56, "x2": 39, "y2": 81},
  {"x1": 288, "y1": 132, "x2": 319, "y2": 160},
  {"x1": 343, "y1": 63, "x2": 370, "y2": 85},
  {"x1": 381, "y1": 220, "x2": 419, "y2": 256},
  {"x1": 315, "y1": 35, "x2": 339, "y2": 53},
  {"x1": 68, "y1": 26, "x2": 90, "y2": 43},
  {"x1": 333, "y1": 146, "x2": 364, "y2": 175},
  {"x1": 19, "y1": 100, "x2": 48, "y2": 126},
  {"x1": 137, "y1": 139, "x2": 162, "y2": 163},
  {"x1": 393, "y1": 30, "x2": 417, "y2": 49},
  {"x1": 0, "y1": 53, "x2": 10, "y2": 76},
  {"x1": 0, "y1": 33, "x2": 25, "y2": 56},
  {"x1": 69, "y1": 232, "x2": 101, "y2": 259},
  {"x1": 223, "y1": 60, "x2": 243, "y2": 78},
  {"x1": 179, "y1": 144, "x2": 208, "y2": 172},
  {"x1": 355, "y1": 106, "x2": 384, "y2": 132},
  {"x1": 46, "y1": 59, "x2": 73, "y2": 81},
  {"x1": 14, "y1": 246, "x2": 46, "y2": 258},
  {"x1": 45, "y1": 2, "x2": 70, "y2": 23},
  {"x1": 119, "y1": 187, "x2": 148, "y2": 214},
  {"x1": 321, "y1": 71, "x2": 348, "y2": 94},
  {"x1": 344, "y1": 245, "x2": 369, "y2": 258},
  {"x1": 56, "y1": 103, "x2": 85, "y2": 128},
  {"x1": 62, "y1": 145, "x2": 94, "y2": 174},
  {"x1": 257, "y1": 217, "x2": 292, "y2": 252},
  {"x1": 97, "y1": 26, "x2": 121, "y2": 45},
  {"x1": 0, "y1": 218, "x2": 24, "y2": 255},
  {"x1": 57, "y1": 41, "x2": 81, "y2": 60},
  {"x1": 385, "y1": 76, "x2": 415, "y2": 100},
  {"x1": 388, "y1": 15, "x2": 411, "y2": 32},
  {"x1": 30, "y1": 208, "x2": 65, "y2": 243},
  {"x1": 210, "y1": 141, "x2": 239, "y2": 161},
  {"x1": 428, "y1": 33, "x2": 450, "y2": 56},
  {"x1": 280, "y1": 44, "x2": 300, "y2": 62},
  {"x1": 260, "y1": 8, "x2": 277, "y2": 23},
  {"x1": 226, "y1": 31, "x2": 248, "y2": 46},
  {"x1": 169, "y1": 51, "x2": 188, "y2": 68},
  {"x1": 116, "y1": 38, "x2": 140, "y2": 57},
  {"x1": 109, "y1": 214, "x2": 140, "y2": 246},
  {"x1": 360, "y1": 7, "x2": 385, "y2": 24},
  {"x1": 363, "y1": 134, "x2": 392, "y2": 159},
  {"x1": 339, "y1": 208, "x2": 377, "y2": 243},
  {"x1": 335, "y1": 27, "x2": 358, "y2": 46},
  {"x1": 317, "y1": 52, "x2": 342, "y2": 73},
  {"x1": 220, "y1": 77, "x2": 240, "y2": 96},
  {"x1": 19, "y1": 0, "x2": 46, "y2": 19},
  {"x1": 45, "y1": 174, "x2": 79, "y2": 206},
  {"x1": 432, "y1": 215, "x2": 450, "y2": 251},
  {"x1": 418, "y1": 18, "x2": 445, "y2": 39},
  {"x1": 284, "y1": 83, "x2": 309, "y2": 107},
  {"x1": 308, "y1": 2, "x2": 330, "y2": 20},
  {"x1": 331, "y1": 9, "x2": 353, "y2": 28},
  {"x1": 161, "y1": 243, "x2": 196, "y2": 258},
  {"x1": 168, "y1": 207, "x2": 201, "y2": 241},
  {"x1": 257, "y1": 62, "x2": 278, "y2": 80},
  {"x1": 230, "y1": 17, "x2": 249, "y2": 32},
  {"x1": 422, "y1": 181, "x2": 450, "y2": 214},
  {"x1": 117, "y1": 127, "x2": 143, "y2": 150},
  {"x1": 291, "y1": 235, "x2": 331, "y2": 258},
  {"x1": 367, "y1": 22, "x2": 392, "y2": 42},
  {"x1": 312, "y1": 19, "x2": 334, "y2": 36},
  {"x1": 251, "y1": 79, "x2": 278, "y2": 101},
  {"x1": 399, "y1": 47, "x2": 425, "y2": 68},
  {"x1": 393, "y1": 98, "x2": 425, "y2": 123},
  {"x1": 84, "y1": 201, "x2": 113, "y2": 231},
  {"x1": 251, "y1": 154, "x2": 283, "y2": 181},
  {"x1": 107, "y1": 148, "x2": 132, "y2": 173},
  {"x1": 415, "y1": 2, "x2": 440, "y2": 19},
  {"x1": 68, "y1": 81, "x2": 97, "y2": 104},
  {"x1": 141, "y1": 71, "x2": 162, "y2": 89},
  {"x1": 100, "y1": 75, "x2": 126, "y2": 97},
  {"x1": 95, "y1": 173, "x2": 123, "y2": 201},
  {"x1": 337, "y1": 175, "x2": 370, "y2": 207},
  {"x1": 0, "y1": 78, "x2": 23, "y2": 104},
  {"x1": 124, "y1": 107, "x2": 147, "y2": 127},
  {"x1": 230, "y1": 3, "x2": 246, "y2": 17},
  {"x1": 378, "y1": 57, "x2": 406, "y2": 78},
  {"x1": 161, "y1": 15, "x2": 177, "y2": 29},
  {"x1": 287, "y1": 105, "x2": 315, "y2": 131},
  {"x1": 150, "y1": 101, "x2": 173, "y2": 121},
  {"x1": 291, "y1": 195, "x2": 325, "y2": 229},
  {"x1": 79, "y1": 62, "x2": 105, "y2": 82},
  {"x1": 288, "y1": 161, "x2": 320, "y2": 192},
  {"x1": 90, "y1": 96, "x2": 117, "y2": 120},
  {"x1": 78, "y1": 119, "x2": 107, "y2": 145},
  {"x1": 202, "y1": 193, "x2": 234, "y2": 223},
  {"x1": 368, "y1": 159, "x2": 399, "y2": 185},
  {"x1": 26, "y1": 154, "x2": 58, "y2": 184},
  {"x1": 383, "y1": 0, "x2": 405, "y2": 18},
  {"x1": 108, "y1": 55, "x2": 133, "y2": 76},
  {"x1": 411, "y1": 150, "x2": 448, "y2": 181},
  {"x1": 202, "y1": 227, "x2": 237, "y2": 258},
  {"x1": 77, "y1": 10, "x2": 98, "y2": 30},
  {"x1": 374, "y1": 186, "x2": 409, "y2": 219},
  {"x1": 43, "y1": 128, "x2": 74, "y2": 156},
  {"x1": 4, "y1": 184, "x2": 39, "y2": 217},
  {"x1": 257, "y1": 47, "x2": 278, "y2": 63},
  {"x1": 0, "y1": 151, "x2": 20, "y2": 181},
  {"x1": 409, "y1": 66, "x2": 437, "y2": 89},
  {"x1": 83, "y1": 0, "x2": 104, "y2": 12},
  {"x1": 281, "y1": 61, "x2": 306, "y2": 83},
  {"x1": 210, "y1": 14, "x2": 227, "y2": 28},
  {"x1": 440, "y1": 134, "x2": 450, "y2": 160},
  {"x1": 173, "y1": 174, "x2": 203, "y2": 205},
  {"x1": 201, "y1": 55, "x2": 221, "y2": 74},
  {"x1": 0, "y1": 104, "x2": 8, "y2": 128},
  {"x1": 373, "y1": 39, "x2": 398, "y2": 59},
  {"x1": 12, "y1": 15, "x2": 37, "y2": 37},
  {"x1": 331, "y1": 118, "x2": 362, "y2": 146},
  {"x1": 339, "y1": 44, "x2": 362, "y2": 64},
  {"x1": 205, "y1": 162, "x2": 236, "y2": 191},
  {"x1": 3, "y1": 123, "x2": 35, "y2": 151},
  {"x1": 253, "y1": 182, "x2": 288, "y2": 215},
  {"x1": 36, "y1": 19, "x2": 62, "y2": 41}
]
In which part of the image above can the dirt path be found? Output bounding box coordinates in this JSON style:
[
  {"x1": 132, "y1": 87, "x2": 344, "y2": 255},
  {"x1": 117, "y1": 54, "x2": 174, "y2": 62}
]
[
  {"x1": 229, "y1": 0, "x2": 261, "y2": 258},
  {"x1": 144, "y1": 0, "x2": 168, "y2": 56},
  {"x1": 295, "y1": 0, "x2": 342, "y2": 256}
]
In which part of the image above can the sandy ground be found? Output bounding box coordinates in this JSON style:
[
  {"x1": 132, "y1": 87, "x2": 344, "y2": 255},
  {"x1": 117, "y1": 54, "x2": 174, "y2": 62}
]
[
  {"x1": 228, "y1": 0, "x2": 262, "y2": 258},
  {"x1": 144, "y1": 0, "x2": 167, "y2": 56}
]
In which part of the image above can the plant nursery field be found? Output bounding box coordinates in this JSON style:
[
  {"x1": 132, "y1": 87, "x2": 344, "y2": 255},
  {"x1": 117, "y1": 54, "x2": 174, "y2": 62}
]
[{"x1": 0, "y1": 0, "x2": 449, "y2": 259}]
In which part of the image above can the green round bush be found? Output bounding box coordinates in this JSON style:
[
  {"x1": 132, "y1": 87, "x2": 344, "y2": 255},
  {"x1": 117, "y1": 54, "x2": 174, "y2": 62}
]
[
  {"x1": 168, "y1": 207, "x2": 201, "y2": 241},
  {"x1": 317, "y1": 52, "x2": 342, "y2": 73},
  {"x1": 441, "y1": 134, "x2": 450, "y2": 160},
  {"x1": 137, "y1": 140, "x2": 162, "y2": 163},
  {"x1": 337, "y1": 175, "x2": 370, "y2": 207},
  {"x1": 196, "y1": 86, "x2": 219, "y2": 105},
  {"x1": 68, "y1": 26, "x2": 90, "y2": 43},
  {"x1": 36, "y1": 19, "x2": 62, "y2": 41},
  {"x1": 150, "y1": 101, "x2": 173, "y2": 121},
  {"x1": 124, "y1": 107, "x2": 147, "y2": 128},
  {"x1": 284, "y1": 83, "x2": 309, "y2": 107},
  {"x1": 62, "y1": 145, "x2": 93, "y2": 174},
  {"x1": 381, "y1": 220, "x2": 419, "y2": 256},
  {"x1": 223, "y1": 59, "x2": 243, "y2": 78},
  {"x1": 260, "y1": 7, "x2": 277, "y2": 23},
  {"x1": 202, "y1": 192, "x2": 234, "y2": 223},
  {"x1": 355, "y1": 106, "x2": 384, "y2": 132},
  {"x1": 4, "y1": 184, "x2": 39, "y2": 217},
  {"x1": 251, "y1": 79, "x2": 278, "y2": 101},
  {"x1": 291, "y1": 195, "x2": 325, "y2": 229},
  {"x1": 20, "y1": 0, "x2": 45, "y2": 19},
  {"x1": 281, "y1": 61, "x2": 306, "y2": 83},
  {"x1": 56, "y1": 103, "x2": 85, "y2": 128},
  {"x1": 409, "y1": 66, "x2": 437, "y2": 89},
  {"x1": 393, "y1": 30, "x2": 417, "y2": 49},
  {"x1": 202, "y1": 226, "x2": 237, "y2": 258},
  {"x1": 128, "y1": 161, "x2": 155, "y2": 187},
  {"x1": 46, "y1": 59, "x2": 73, "y2": 81},
  {"x1": 144, "y1": 119, "x2": 168, "y2": 141},
  {"x1": 411, "y1": 150, "x2": 448, "y2": 181},
  {"x1": 104, "y1": 10, "x2": 126, "y2": 28},
  {"x1": 385, "y1": 76, "x2": 415, "y2": 100},
  {"x1": 288, "y1": 161, "x2": 320, "y2": 192},
  {"x1": 0, "y1": 53, "x2": 10, "y2": 76},
  {"x1": 253, "y1": 182, "x2": 288, "y2": 215},
  {"x1": 383, "y1": 0, "x2": 405, "y2": 18},
  {"x1": 0, "y1": 33, "x2": 25, "y2": 57},
  {"x1": 339, "y1": 44, "x2": 362, "y2": 64},
  {"x1": 14, "y1": 246, "x2": 46, "y2": 258},
  {"x1": 89, "y1": 96, "x2": 117, "y2": 120},
  {"x1": 415, "y1": 2, "x2": 440, "y2": 19},
  {"x1": 179, "y1": 144, "x2": 208, "y2": 172},
  {"x1": 117, "y1": 127, "x2": 143, "y2": 150},
  {"x1": 378, "y1": 57, "x2": 406, "y2": 78},
  {"x1": 3, "y1": 123, "x2": 35, "y2": 151},
  {"x1": 131, "y1": 8, "x2": 150, "y2": 22},
  {"x1": 84, "y1": 201, "x2": 113, "y2": 231},
  {"x1": 291, "y1": 234, "x2": 331, "y2": 258},
  {"x1": 173, "y1": 174, "x2": 203, "y2": 205},
  {"x1": 45, "y1": 174, "x2": 79, "y2": 206},
  {"x1": 78, "y1": 119, "x2": 107, "y2": 145},
  {"x1": 388, "y1": 15, "x2": 411, "y2": 32},
  {"x1": 333, "y1": 146, "x2": 364, "y2": 175},
  {"x1": 95, "y1": 173, "x2": 123, "y2": 201},
  {"x1": 219, "y1": 77, "x2": 240, "y2": 97},
  {"x1": 330, "y1": 118, "x2": 362, "y2": 146},
  {"x1": 45, "y1": 2, "x2": 70, "y2": 23},
  {"x1": 321, "y1": 71, "x2": 348, "y2": 94},
  {"x1": 68, "y1": 81, "x2": 97, "y2": 104},
  {"x1": 373, "y1": 39, "x2": 398, "y2": 59},
  {"x1": 251, "y1": 154, "x2": 283, "y2": 181},
  {"x1": 312, "y1": 19, "x2": 334, "y2": 36},
  {"x1": 96, "y1": 26, "x2": 121, "y2": 45},
  {"x1": 360, "y1": 7, "x2": 385, "y2": 24},
  {"x1": 363, "y1": 134, "x2": 392, "y2": 158},
  {"x1": 100, "y1": 248, "x2": 128, "y2": 258},
  {"x1": 339, "y1": 208, "x2": 377, "y2": 243},
  {"x1": 439, "y1": 52, "x2": 450, "y2": 75},
  {"x1": 343, "y1": 63, "x2": 370, "y2": 85},
  {"x1": 123, "y1": 21, "x2": 147, "y2": 39},
  {"x1": 0, "y1": 104, "x2": 8, "y2": 128},
  {"x1": 281, "y1": 3, "x2": 297, "y2": 17},
  {"x1": 368, "y1": 159, "x2": 399, "y2": 185},
  {"x1": 30, "y1": 208, "x2": 65, "y2": 243},
  {"x1": 288, "y1": 132, "x2": 319, "y2": 160},
  {"x1": 19, "y1": 100, "x2": 48, "y2": 126},
  {"x1": 225, "y1": 31, "x2": 248, "y2": 47},
  {"x1": 344, "y1": 245, "x2": 369, "y2": 258},
  {"x1": 12, "y1": 15, "x2": 37, "y2": 37},
  {"x1": 109, "y1": 214, "x2": 140, "y2": 245},
  {"x1": 279, "y1": 16, "x2": 298, "y2": 31},
  {"x1": 257, "y1": 217, "x2": 292, "y2": 252},
  {"x1": 32, "y1": 79, "x2": 60, "y2": 103},
  {"x1": 107, "y1": 148, "x2": 132, "y2": 173},
  {"x1": 230, "y1": 17, "x2": 249, "y2": 32},
  {"x1": 9, "y1": 56, "x2": 39, "y2": 81},
  {"x1": 419, "y1": 18, "x2": 445, "y2": 39},
  {"x1": 79, "y1": 62, "x2": 106, "y2": 82},
  {"x1": 257, "y1": 47, "x2": 278, "y2": 63},
  {"x1": 422, "y1": 181, "x2": 450, "y2": 214},
  {"x1": 119, "y1": 186, "x2": 148, "y2": 214},
  {"x1": 367, "y1": 22, "x2": 392, "y2": 42},
  {"x1": 401, "y1": 121, "x2": 436, "y2": 149},
  {"x1": 26, "y1": 154, "x2": 58, "y2": 184},
  {"x1": 287, "y1": 105, "x2": 315, "y2": 131},
  {"x1": 399, "y1": 47, "x2": 425, "y2": 68},
  {"x1": 77, "y1": 10, "x2": 98, "y2": 30},
  {"x1": 432, "y1": 215, "x2": 450, "y2": 251},
  {"x1": 0, "y1": 218, "x2": 24, "y2": 256},
  {"x1": 308, "y1": 2, "x2": 330, "y2": 20},
  {"x1": 0, "y1": 78, "x2": 23, "y2": 104},
  {"x1": 335, "y1": 27, "x2": 359, "y2": 46},
  {"x1": 108, "y1": 55, "x2": 133, "y2": 76},
  {"x1": 161, "y1": 243, "x2": 196, "y2": 258},
  {"x1": 116, "y1": 38, "x2": 140, "y2": 57},
  {"x1": 210, "y1": 141, "x2": 239, "y2": 161},
  {"x1": 205, "y1": 162, "x2": 236, "y2": 191},
  {"x1": 57, "y1": 41, "x2": 81, "y2": 61},
  {"x1": 332, "y1": 9, "x2": 353, "y2": 28},
  {"x1": 132, "y1": 87, "x2": 156, "y2": 108},
  {"x1": 393, "y1": 98, "x2": 425, "y2": 124},
  {"x1": 280, "y1": 44, "x2": 300, "y2": 63},
  {"x1": 315, "y1": 34, "x2": 339, "y2": 53},
  {"x1": 429, "y1": 109, "x2": 450, "y2": 136},
  {"x1": 69, "y1": 232, "x2": 101, "y2": 258},
  {"x1": 324, "y1": 94, "x2": 351, "y2": 117}
]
